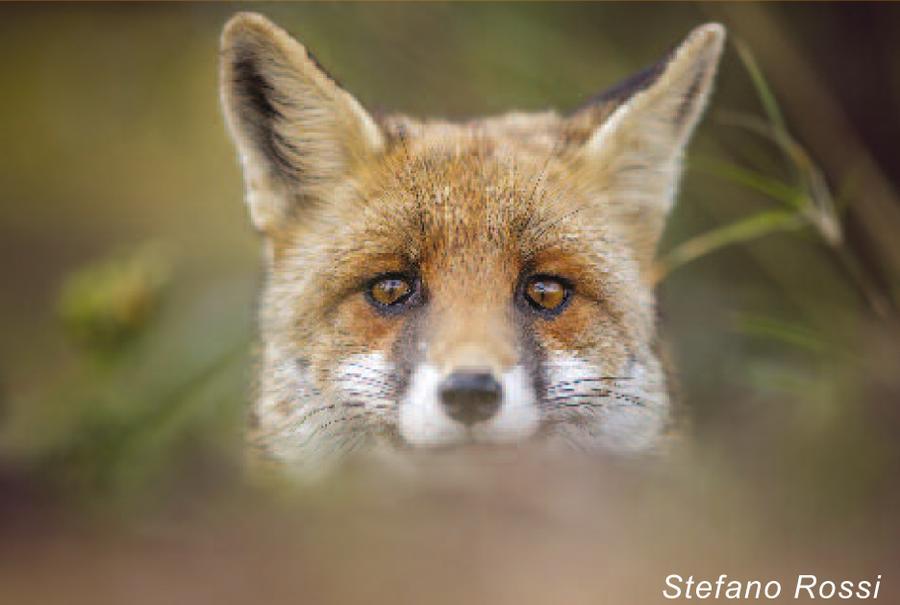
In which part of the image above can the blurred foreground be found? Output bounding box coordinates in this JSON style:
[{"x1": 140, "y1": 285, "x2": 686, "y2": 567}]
[{"x1": 2, "y1": 449, "x2": 898, "y2": 604}]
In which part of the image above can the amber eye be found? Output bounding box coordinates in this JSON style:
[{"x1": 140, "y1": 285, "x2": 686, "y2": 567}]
[
  {"x1": 523, "y1": 275, "x2": 570, "y2": 314},
  {"x1": 367, "y1": 275, "x2": 414, "y2": 308}
]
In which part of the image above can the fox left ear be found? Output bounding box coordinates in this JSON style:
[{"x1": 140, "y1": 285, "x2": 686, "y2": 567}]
[
  {"x1": 572, "y1": 23, "x2": 726, "y2": 273},
  {"x1": 219, "y1": 12, "x2": 385, "y2": 234}
]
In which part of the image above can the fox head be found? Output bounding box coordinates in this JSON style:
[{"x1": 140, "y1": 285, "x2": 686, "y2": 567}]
[{"x1": 219, "y1": 12, "x2": 725, "y2": 473}]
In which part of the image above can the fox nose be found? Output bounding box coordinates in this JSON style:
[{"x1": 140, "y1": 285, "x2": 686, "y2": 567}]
[{"x1": 439, "y1": 370, "x2": 502, "y2": 426}]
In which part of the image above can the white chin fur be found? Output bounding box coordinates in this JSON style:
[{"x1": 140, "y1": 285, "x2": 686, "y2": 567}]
[{"x1": 398, "y1": 364, "x2": 540, "y2": 447}]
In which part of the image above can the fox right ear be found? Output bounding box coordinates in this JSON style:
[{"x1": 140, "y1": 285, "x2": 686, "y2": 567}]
[
  {"x1": 219, "y1": 12, "x2": 385, "y2": 233},
  {"x1": 568, "y1": 23, "x2": 725, "y2": 274}
]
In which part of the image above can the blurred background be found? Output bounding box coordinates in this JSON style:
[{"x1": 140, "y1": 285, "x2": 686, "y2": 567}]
[{"x1": 1, "y1": 3, "x2": 899, "y2": 604}]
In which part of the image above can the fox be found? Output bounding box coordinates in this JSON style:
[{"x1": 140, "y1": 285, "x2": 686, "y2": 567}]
[{"x1": 219, "y1": 12, "x2": 725, "y2": 475}]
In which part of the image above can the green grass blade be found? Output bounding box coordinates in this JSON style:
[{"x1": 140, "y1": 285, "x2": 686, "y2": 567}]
[
  {"x1": 733, "y1": 37, "x2": 787, "y2": 135},
  {"x1": 732, "y1": 312, "x2": 835, "y2": 355},
  {"x1": 715, "y1": 111, "x2": 842, "y2": 245},
  {"x1": 654, "y1": 209, "x2": 804, "y2": 282},
  {"x1": 691, "y1": 155, "x2": 807, "y2": 210}
]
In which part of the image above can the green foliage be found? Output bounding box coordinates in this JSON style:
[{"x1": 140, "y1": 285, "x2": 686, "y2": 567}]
[
  {"x1": 57, "y1": 243, "x2": 172, "y2": 357},
  {"x1": 656, "y1": 39, "x2": 842, "y2": 282}
]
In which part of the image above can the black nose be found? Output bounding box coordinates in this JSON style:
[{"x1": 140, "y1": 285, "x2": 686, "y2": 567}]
[{"x1": 439, "y1": 370, "x2": 502, "y2": 426}]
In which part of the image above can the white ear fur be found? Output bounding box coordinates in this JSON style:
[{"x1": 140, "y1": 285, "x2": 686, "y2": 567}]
[
  {"x1": 581, "y1": 23, "x2": 725, "y2": 267},
  {"x1": 219, "y1": 12, "x2": 385, "y2": 233}
]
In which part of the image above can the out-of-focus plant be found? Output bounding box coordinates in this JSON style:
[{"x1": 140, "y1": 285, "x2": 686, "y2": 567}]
[
  {"x1": 57, "y1": 243, "x2": 173, "y2": 357},
  {"x1": 42, "y1": 336, "x2": 249, "y2": 501},
  {"x1": 31, "y1": 242, "x2": 250, "y2": 501},
  {"x1": 653, "y1": 39, "x2": 893, "y2": 319}
]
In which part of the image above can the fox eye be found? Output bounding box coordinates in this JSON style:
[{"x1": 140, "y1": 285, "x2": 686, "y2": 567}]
[
  {"x1": 523, "y1": 275, "x2": 570, "y2": 315},
  {"x1": 367, "y1": 274, "x2": 415, "y2": 309}
]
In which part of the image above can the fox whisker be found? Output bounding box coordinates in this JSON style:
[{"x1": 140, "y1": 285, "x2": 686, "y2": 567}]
[
  {"x1": 547, "y1": 376, "x2": 631, "y2": 386},
  {"x1": 543, "y1": 389, "x2": 648, "y2": 408},
  {"x1": 313, "y1": 413, "x2": 374, "y2": 436},
  {"x1": 528, "y1": 202, "x2": 591, "y2": 245},
  {"x1": 295, "y1": 402, "x2": 337, "y2": 425}
]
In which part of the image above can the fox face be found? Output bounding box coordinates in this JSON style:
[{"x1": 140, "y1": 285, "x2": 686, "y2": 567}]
[{"x1": 219, "y1": 12, "x2": 725, "y2": 473}]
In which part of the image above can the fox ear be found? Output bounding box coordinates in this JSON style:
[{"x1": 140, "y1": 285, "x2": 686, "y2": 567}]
[
  {"x1": 219, "y1": 12, "x2": 385, "y2": 233},
  {"x1": 573, "y1": 23, "x2": 725, "y2": 272}
]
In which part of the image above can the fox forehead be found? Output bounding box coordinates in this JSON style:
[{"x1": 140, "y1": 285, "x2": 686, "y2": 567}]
[
  {"x1": 276, "y1": 122, "x2": 577, "y2": 241},
  {"x1": 271, "y1": 126, "x2": 642, "y2": 296},
  {"x1": 271, "y1": 132, "x2": 647, "y2": 315}
]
